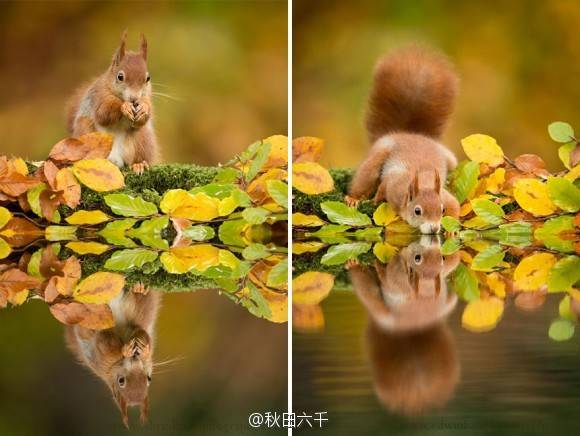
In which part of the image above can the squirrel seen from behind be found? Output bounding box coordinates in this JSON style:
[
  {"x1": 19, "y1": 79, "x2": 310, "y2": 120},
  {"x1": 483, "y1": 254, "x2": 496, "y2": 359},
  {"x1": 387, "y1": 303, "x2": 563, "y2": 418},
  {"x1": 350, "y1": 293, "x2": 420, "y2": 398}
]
[
  {"x1": 65, "y1": 289, "x2": 161, "y2": 428},
  {"x1": 67, "y1": 31, "x2": 159, "y2": 173},
  {"x1": 347, "y1": 46, "x2": 461, "y2": 234}
]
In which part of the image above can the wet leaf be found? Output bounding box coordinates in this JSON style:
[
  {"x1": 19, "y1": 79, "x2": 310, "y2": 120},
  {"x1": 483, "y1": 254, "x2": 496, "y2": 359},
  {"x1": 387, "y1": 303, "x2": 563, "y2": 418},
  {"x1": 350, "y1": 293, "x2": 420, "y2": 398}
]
[
  {"x1": 471, "y1": 245, "x2": 504, "y2": 271},
  {"x1": 462, "y1": 297, "x2": 504, "y2": 332},
  {"x1": 548, "y1": 319, "x2": 575, "y2": 341},
  {"x1": 547, "y1": 177, "x2": 580, "y2": 212},
  {"x1": 440, "y1": 238, "x2": 461, "y2": 255},
  {"x1": 515, "y1": 291, "x2": 546, "y2": 311},
  {"x1": 534, "y1": 216, "x2": 575, "y2": 253},
  {"x1": 104, "y1": 193, "x2": 158, "y2": 217},
  {"x1": 486, "y1": 272, "x2": 506, "y2": 298},
  {"x1": 373, "y1": 203, "x2": 398, "y2": 226},
  {"x1": 97, "y1": 219, "x2": 137, "y2": 247},
  {"x1": 321, "y1": 242, "x2": 371, "y2": 265},
  {"x1": 182, "y1": 224, "x2": 215, "y2": 241},
  {"x1": 353, "y1": 227, "x2": 383, "y2": 241},
  {"x1": 308, "y1": 224, "x2": 350, "y2": 244},
  {"x1": 127, "y1": 216, "x2": 169, "y2": 249},
  {"x1": 292, "y1": 271, "x2": 334, "y2": 305},
  {"x1": 218, "y1": 219, "x2": 247, "y2": 247},
  {"x1": 461, "y1": 134, "x2": 504, "y2": 166},
  {"x1": 160, "y1": 189, "x2": 220, "y2": 221},
  {"x1": 266, "y1": 180, "x2": 288, "y2": 207},
  {"x1": 49, "y1": 301, "x2": 114, "y2": 330},
  {"x1": 373, "y1": 241, "x2": 399, "y2": 262},
  {"x1": 293, "y1": 304, "x2": 325, "y2": 332},
  {"x1": 451, "y1": 263, "x2": 480, "y2": 301},
  {"x1": 471, "y1": 198, "x2": 505, "y2": 225},
  {"x1": 292, "y1": 136, "x2": 323, "y2": 163},
  {"x1": 450, "y1": 160, "x2": 480, "y2": 203},
  {"x1": 548, "y1": 121, "x2": 574, "y2": 143},
  {"x1": 559, "y1": 296, "x2": 576, "y2": 321},
  {"x1": 242, "y1": 243, "x2": 270, "y2": 260},
  {"x1": 514, "y1": 253, "x2": 556, "y2": 291},
  {"x1": 513, "y1": 178, "x2": 557, "y2": 216},
  {"x1": 547, "y1": 256, "x2": 580, "y2": 293},
  {"x1": 66, "y1": 241, "x2": 110, "y2": 255},
  {"x1": 160, "y1": 244, "x2": 220, "y2": 273},
  {"x1": 65, "y1": 210, "x2": 110, "y2": 225},
  {"x1": 292, "y1": 241, "x2": 325, "y2": 254},
  {"x1": 321, "y1": 201, "x2": 371, "y2": 227},
  {"x1": 72, "y1": 159, "x2": 124, "y2": 192},
  {"x1": 292, "y1": 213, "x2": 326, "y2": 227},
  {"x1": 292, "y1": 162, "x2": 334, "y2": 195},
  {"x1": 45, "y1": 225, "x2": 77, "y2": 241},
  {"x1": 242, "y1": 207, "x2": 270, "y2": 225}
]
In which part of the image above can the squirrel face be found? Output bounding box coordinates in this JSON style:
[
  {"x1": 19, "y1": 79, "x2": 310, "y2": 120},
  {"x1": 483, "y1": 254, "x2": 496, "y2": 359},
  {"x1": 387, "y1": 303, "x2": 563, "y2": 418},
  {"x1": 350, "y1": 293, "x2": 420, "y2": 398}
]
[
  {"x1": 109, "y1": 31, "x2": 151, "y2": 103},
  {"x1": 403, "y1": 170, "x2": 444, "y2": 234}
]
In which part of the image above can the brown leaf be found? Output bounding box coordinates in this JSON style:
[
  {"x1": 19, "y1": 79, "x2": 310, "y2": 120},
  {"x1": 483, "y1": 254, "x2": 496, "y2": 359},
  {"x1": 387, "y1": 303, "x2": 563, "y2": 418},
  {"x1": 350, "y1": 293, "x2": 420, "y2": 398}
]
[
  {"x1": 0, "y1": 171, "x2": 41, "y2": 197},
  {"x1": 48, "y1": 133, "x2": 113, "y2": 163},
  {"x1": 574, "y1": 213, "x2": 580, "y2": 228},
  {"x1": 41, "y1": 160, "x2": 59, "y2": 190},
  {"x1": 515, "y1": 290, "x2": 546, "y2": 312},
  {"x1": 504, "y1": 168, "x2": 529, "y2": 189},
  {"x1": 78, "y1": 132, "x2": 114, "y2": 159},
  {"x1": 292, "y1": 137, "x2": 323, "y2": 163},
  {"x1": 17, "y1": 193, "x2": 31, "y2": 212},
  {"x1": 42, "y1": 256, "x2": 81, "y2": 301},
  {"x1": 0, "y1": 217, "x2": 43, "y2": 247},
  {"x1": 39, "y1": 189, "x2": 64, "y2": 220},
  {"x1": 0, "y1": 268, "x2": 41, "y2": 293},
  {"x1": 571, "y1": 144, "x2": 580, "y2": 168},
  {"x1": 171, "y1": 217, "x2": 193, "y2": 248},
  {"x1": 49, "y1": 301, "x2": 114, "y2": 330},
  {"x1": 514, "y1": 154, "x2": 548, "y2": 176},
  {"x1": 505, "y1": 209, "x2": 535, "y2": 222},
  {"x1": 17, "y1": 252, "x2": 31, "y2": 272},
  {"x1": 55, "y1": 167, "x2": 81, "y2": 208}
]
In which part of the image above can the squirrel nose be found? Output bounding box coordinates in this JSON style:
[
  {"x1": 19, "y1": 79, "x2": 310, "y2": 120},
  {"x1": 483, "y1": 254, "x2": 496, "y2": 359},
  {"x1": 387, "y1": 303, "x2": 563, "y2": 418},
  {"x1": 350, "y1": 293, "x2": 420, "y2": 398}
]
[{"x1": 431, "y1": 224, "x2": 441, "y2": 233}]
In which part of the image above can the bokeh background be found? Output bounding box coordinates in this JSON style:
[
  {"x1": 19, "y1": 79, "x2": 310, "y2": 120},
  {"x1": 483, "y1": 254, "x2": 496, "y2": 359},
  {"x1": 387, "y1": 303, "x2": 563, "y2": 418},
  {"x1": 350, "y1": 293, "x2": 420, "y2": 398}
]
[
  {"x1": 0, "y1": 0, "x2": 287, "y2": 164},
  {"x1": 293, "y1": 0, "x2": 580, "y2": 171},
  {"x1": 0, "y1": 1, "x2": 287, "y2": 435}
]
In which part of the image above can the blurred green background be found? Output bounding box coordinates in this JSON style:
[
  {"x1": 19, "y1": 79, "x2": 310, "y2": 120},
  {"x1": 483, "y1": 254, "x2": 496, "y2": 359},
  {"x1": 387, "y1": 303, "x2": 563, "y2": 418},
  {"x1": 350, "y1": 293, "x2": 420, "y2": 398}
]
[
  {"x1": 0, "y1": 0, "x2": 287, "y2": 165},
  {"x1": 0, "y1": 1, "x2": 287, "y2": 435},
  {"x1": 293, "y1": 0, "x2": 580, "y2": 171}
]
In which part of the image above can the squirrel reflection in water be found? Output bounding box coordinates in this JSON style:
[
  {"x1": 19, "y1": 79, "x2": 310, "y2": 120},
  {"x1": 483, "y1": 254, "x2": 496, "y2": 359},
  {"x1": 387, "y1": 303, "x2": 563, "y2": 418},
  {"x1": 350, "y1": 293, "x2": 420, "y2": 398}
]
[
  {"x1": 65, "y1": 288, "x2": 161, "y2": 427},
  {"x1": 348, "y1": 236, "x2": 461, "y2": 416}
]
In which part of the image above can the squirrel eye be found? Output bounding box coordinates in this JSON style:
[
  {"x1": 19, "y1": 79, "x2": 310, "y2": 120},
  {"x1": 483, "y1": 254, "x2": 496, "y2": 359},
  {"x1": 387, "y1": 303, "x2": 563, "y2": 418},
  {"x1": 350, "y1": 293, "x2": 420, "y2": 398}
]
[
  {"x1": 118, "y1": 376, "x2": 126, "y2": 388},
  {"x1": 414, "y1": 254, "x2": 422, "y2": 264},
  {"x1": 147, "y1": 375, "x2": 152, "y2": 385},
  {"x1": 414, "y1": 206, "x2": 422, "y2": 216},
  {"x1": 117, "y1": 71, "x2": 125, "y2": 82},
  {"x1": 146, "y1": 73, "x2": 151, "y2": 83},
  {"x1": 442, "y1": 204, "x2": 446, "y2": 214}
]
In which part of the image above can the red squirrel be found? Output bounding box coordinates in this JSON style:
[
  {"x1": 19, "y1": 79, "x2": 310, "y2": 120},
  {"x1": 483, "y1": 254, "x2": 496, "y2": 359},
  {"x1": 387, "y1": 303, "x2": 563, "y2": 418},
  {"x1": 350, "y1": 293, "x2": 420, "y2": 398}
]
[
  {"x1": 67, "y1": 31, "x2": 159, "y2": 173},
  {"x1": 65, "y1": 289, "x2": 161, "y2": 427},
  {"x1": 347, "y1": 46, "x2": 461, "y2": 233}
]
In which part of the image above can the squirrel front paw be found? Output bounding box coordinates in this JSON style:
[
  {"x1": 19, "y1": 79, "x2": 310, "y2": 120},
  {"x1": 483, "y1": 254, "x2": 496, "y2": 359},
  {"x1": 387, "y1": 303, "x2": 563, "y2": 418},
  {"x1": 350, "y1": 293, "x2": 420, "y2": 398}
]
[
  {"x1": 122, "y1": 329, "x2": 152, "y2": 359},
  {"x1": 344, "y1": 195, "x2": 361, "y2": 208},
  {"x1": 131, "y1": 161, "x2": 150, "y2": 175},
  {"x1": 130, "y1": 281, "x2": 150, "y2": 294},
  {"x1": 121, "y1": 101, "x2": 135, "y2": 122},
  {"x1": 132, "y1": 100, "x2": 151, "y2": 127}
]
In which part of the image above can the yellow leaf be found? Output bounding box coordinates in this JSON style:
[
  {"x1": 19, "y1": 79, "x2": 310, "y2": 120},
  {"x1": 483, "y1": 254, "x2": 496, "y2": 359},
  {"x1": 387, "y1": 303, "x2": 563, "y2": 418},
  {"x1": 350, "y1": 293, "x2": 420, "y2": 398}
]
[
  {"x1": 160, "y1": 190, "x2": 220, "y2": 221},
  {"x1": 513, "y1": 178, "x2": 557, "y2": 216},
  {"x1": 0, "y1": 238, "x2": 11, "y2": 260},
  {"x1": 373, "y1": 242, "x2": 398, "y2": 263},
  {"x1": 292, "y1": 162, "x2": 334, "y2": 195},
  {"x1": 8, "y1": 289, "x2": 29, "y2": 306},
  {"x1": 292, "y1": 213, "x2": 326, "y2": 227},
  {"x1": 292, "y1": 241, "x2": 325, "y2": 254},
  {"x1": 247, "y1": 168, "x2": 287, "y2": 204},
  {"x1": 461, "y1": 134, "x2": 504, "y2": 166},
  {"x1": 160, "y1": 244, "x2": 220, "y2": 273},
  {"x1": 292, "y1": 136, "x2": 324, "y2": 163},
  {"x1": 293, "y1": 304, "x2": 325, "y2": 332},
  {"x1": 373, "y1": 203, "x2": 398, "y2": 226},
  {"x1": 72, "y1": 159, "x2": 125, "y2": 192},
  {"x1": 261, "y1": 288, "x2": 288, "y2": 323},
  {"x1": 565, "y1": 165, "x2": 580, "y2": 182},
  {"x1": 292, "y1": 271, "x2": 334, "y2": 305},
  {"x1": 486, "y1": 272, "x2": 506, "y2": 298},
  {"x1": 385, "y1": 220, "x2": 417, "y2": 234},
  {"x1": 465, "y1": 240, "x2": 491, "y2": 252},
  {"x1": 514, "y1": 253, "x2": 556, "y2": 291},
  {"x1": 0, "y1": 207, "x2": 12, "y2": 229},
  {"x1": 264, "y1": 135, "x2": 288, "y2": 168},
  {"x1": 65, "y1": 210, "x2": 111, "y2": 225},
  {"x1": 73, "y1": 272, "x2": 125, "y2": 304},
  {"x1": 485, "y1": 168, "x2": 505, "y2": 194},
  {"x1": 459, "y1": 250, "x2": 473, "y2": 264},
  {"x1": 460, "y1": 202, "x2": 473, "y2": 216},
  {"x1": 66, "y1": 241, "x2": 110, "y2": 255},
  {"x1": 463, "y1": 216, "x2": 490, "y2": 229},
  {"x1": 10, "y1": 158, "x2": 29, "y2": 175},
  {"x1": 462, "y1": 297, "x2": 504, "y2": 332},
  {"x1": 218, "y1": 249, "x2": 241, "y2": 269}
]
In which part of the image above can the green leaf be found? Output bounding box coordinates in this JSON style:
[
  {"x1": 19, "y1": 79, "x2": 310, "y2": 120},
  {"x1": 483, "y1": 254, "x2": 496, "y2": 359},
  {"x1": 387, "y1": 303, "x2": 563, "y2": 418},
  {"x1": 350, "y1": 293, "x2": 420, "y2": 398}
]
[
  {"x1": 27, "y1": 248, "x2": 43, "y2": 278},
  {"x1": 548, "y1": 256, "x2": 580, "y2": 292},
  {"x1": 104, "y1": 193, "x2": 158, "y2": 217},
  {"x1": 353, "y1": 227, "x2": 383, "y2": 241},
  {"x1": 183, "y1": 225, "x2": 215, "y2": 241},
  {"x1": 190, "y1": 183, "x2": 238, "y2": 199},
  {"x1": 308, "y1": 224, "x2": 351, "y2": 244},
  {"x1": 45, "y1": 225, "x2": 77, "y2": 241},
  {"x1": 471, "y1": 245, "x2": 504, "y2": 271},
  {"x1": 242, "y1": 243, "x2": 269, "y2": 260},
  {"x1": 215, "y1": 278, "x2": 239, "y2": 292},
  {"x1": 558, "y1": 296, "x2": 576, "y2": 322},
  {"x1": 218, "y1": 219, "x2": 247, "y2": 247},
  {"x1": 482, "y1": 222, "x2": 532, "y2": 247},
  {"x1": 242, "y1": 207, "x2": 271, "y2": 225},
  {"x1": 266, "y1": 180, "x2": 288, "y2": 207},
  {"x1": 320, "y1": 201, "x2": 372, "y2": 227},
  {"x1": 321, "y1": 242, "x2": 371, "y2": 266},
  {"x1": 218, "y1": 189, "x2": 252, "y2": 216},
  {"x1": 213, "y1": 167, "x2": 242, "y2": 184},
  {"x1": 127, "y1": 216, "x2": 169, "y2": 249},
  {"x1": 534, "y1": 216, "x2": 574, "y2": 253},
  {"x1": 441, "y1": 216, "x2": 461, "y2": 232},
  {"x1": 267, "y1": 261, "x2": 288, "y2": 288},
  {"x1": 451, "y1": 263, "x2": 480, "y2": 301},
  {"x1": 547, "y1": 177, "x2": 580, "y2": 212},
  {"x1": 241, "y1": 282, "x2": 272, "y2": 319},
  {"x1": 548, "y1": 318, "x2": 575, "y2": 341},
  {"x1": 548, "y1": 121, "x2": 575, "y2": 143},
  {"x1": 558, "y1": 142, "x2": 576, "y2": 169},
  {"x1": 98, "y1": 219, "x2": 137, "y2": 247},
  {"x1": 246, "y1": 141, "x2": 271, "y2": 181},
  {"x1": 104, "y1": 248, "x2": 159, "y2": 271},
  {"x1": 450, "y1": 160, "x2": 480, "y2": 203},
  {"x1": 26, "y1": 183, "x2": 46, "y2": 218},
  {"x1": 441, "y1": 238, "x2": 461, "y2": 255},
  {"x1": 471, "y1": 198, "x2": 505, "y2": 225}
]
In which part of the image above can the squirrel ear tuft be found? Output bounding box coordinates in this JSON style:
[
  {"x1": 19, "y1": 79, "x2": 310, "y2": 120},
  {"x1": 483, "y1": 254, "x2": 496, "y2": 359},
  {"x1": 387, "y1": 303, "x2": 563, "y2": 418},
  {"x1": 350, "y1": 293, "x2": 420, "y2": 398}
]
[
  {"x1": 434, "y1": 170, "x2": 441, "y2": 193},
  {"x1": 113, "y1": 30, "x2": 128, "y2": 66},
  {"x1": 140, "y1": 395, "x2": 150, "y2": 425},
  {"x1": 409, "y1": 172, "x2": 419, "y2": 201},
  {"x1": 140, "y1": 33, "x2": 148, "y2": 61}
]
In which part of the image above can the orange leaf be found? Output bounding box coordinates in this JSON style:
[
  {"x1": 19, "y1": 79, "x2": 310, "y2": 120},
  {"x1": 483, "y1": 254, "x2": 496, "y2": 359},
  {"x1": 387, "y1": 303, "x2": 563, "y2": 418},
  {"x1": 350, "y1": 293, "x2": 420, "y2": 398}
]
[{"x1": 292, "y1": 137, "x2": 323, "y2": 163}]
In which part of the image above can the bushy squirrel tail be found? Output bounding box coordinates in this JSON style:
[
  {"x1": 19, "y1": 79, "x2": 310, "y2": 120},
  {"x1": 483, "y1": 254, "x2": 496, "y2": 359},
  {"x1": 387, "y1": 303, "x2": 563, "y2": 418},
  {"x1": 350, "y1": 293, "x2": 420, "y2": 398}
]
[{"x1": 365, "y1": 45, "x2": 458, "y2": 143}]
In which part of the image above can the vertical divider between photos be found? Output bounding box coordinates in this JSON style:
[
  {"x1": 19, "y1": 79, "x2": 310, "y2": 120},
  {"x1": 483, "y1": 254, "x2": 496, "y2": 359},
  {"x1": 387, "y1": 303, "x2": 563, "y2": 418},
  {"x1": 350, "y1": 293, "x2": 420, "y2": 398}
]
[{"x1": 287, "y1": 0, "x2": 293, "y2": 432}]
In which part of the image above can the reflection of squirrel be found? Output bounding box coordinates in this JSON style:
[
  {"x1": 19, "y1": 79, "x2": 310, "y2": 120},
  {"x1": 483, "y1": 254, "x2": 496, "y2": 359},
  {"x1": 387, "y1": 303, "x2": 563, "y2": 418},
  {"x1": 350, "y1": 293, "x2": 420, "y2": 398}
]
[
  {"x1": 65, "y1": 290, "x2": 161, "y2": 428},
  {"x1": 348, "y1": 236, "x2": 459, "y2": 332},
  {"x1": 347, "y1": 46, "x2": 460, "y2": 234},
  {"x1": 349, "y1": 238, "x2": 460, "y2": 415},
  {"x1": 66, "y1": 31, "x2": 160, "y2": 173}
]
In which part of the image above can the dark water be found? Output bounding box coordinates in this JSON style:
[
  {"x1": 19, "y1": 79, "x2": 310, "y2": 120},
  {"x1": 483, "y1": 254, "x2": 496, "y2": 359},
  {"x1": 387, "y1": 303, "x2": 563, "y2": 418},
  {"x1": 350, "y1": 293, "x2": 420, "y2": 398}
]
[{"x1": 294, "y1": 289, "x2": 580, "y2": 435}]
